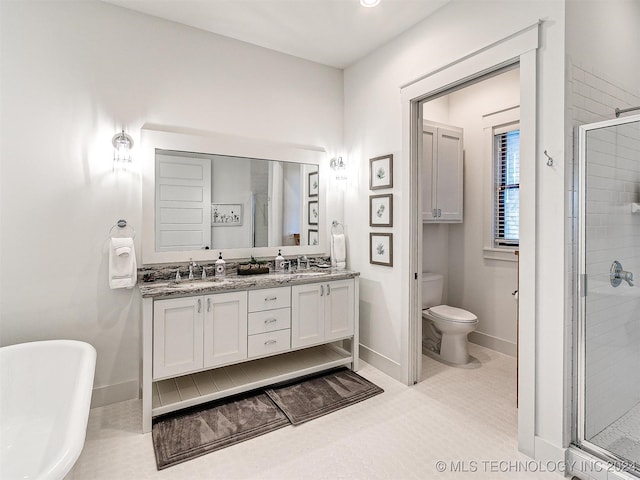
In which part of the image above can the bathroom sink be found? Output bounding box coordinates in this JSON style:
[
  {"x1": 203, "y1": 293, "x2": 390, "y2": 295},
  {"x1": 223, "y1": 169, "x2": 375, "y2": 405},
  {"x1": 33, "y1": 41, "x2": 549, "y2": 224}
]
[
  {"x1": 166, "y1": 279, "x2": 231, "y2": 288},
  {"x1": 290, "y1": 271, "x2": 327, "y2": 277}
]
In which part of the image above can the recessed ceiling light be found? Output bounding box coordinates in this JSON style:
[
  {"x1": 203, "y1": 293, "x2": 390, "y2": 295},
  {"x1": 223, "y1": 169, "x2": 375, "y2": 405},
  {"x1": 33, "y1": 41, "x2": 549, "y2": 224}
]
[{"x1": 360, "y1": 0, "x2": 380, "y2": 7}]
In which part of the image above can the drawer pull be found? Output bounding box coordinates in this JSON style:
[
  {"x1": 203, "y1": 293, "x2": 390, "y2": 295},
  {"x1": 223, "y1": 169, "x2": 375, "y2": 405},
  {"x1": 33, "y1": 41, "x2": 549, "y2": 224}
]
[
  {"x1": 197, "y1": 299, "x2": 202, "y2": 313},
  {"x1": 207, "y1": 298, "x2": 211, "y2": 312},
  {"x1": 320, "y1": 285, "x2": 324, "y2": 296},
  {"x1": 264, "y1": 318, "x2": 278, "y2": 324},
  {"x1": 327, "y1": 284, "x2": 331, "y2": 295},
  {"x1": 264, "y1": 339, "x2": 277, "y2": 346},
  {"x1": 265, "y1": 296, "x2": 278, "y2": 302}
]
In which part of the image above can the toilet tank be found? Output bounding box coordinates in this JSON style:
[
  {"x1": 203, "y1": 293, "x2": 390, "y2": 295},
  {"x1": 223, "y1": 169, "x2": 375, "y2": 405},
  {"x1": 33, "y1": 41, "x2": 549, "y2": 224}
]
[{"x1": 422, "y1": 273, "x2": 444, "y2": 309}]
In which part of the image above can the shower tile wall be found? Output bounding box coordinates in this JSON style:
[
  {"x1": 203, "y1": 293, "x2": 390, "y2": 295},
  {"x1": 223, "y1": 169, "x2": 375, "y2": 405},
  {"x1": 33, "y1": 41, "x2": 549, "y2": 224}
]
[{"x1": 568, "y1": 61, "x2": 640, "y2": 439}]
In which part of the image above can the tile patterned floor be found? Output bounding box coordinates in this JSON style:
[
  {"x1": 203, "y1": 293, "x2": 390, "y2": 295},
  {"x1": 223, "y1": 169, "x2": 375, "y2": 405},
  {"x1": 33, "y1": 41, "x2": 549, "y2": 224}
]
[
  {"x1": 590, "y1": 403, "x2": 640, "y2": 468},
  {"x1": 67, "y1": 344, "x2": 562, "y2": 479}
]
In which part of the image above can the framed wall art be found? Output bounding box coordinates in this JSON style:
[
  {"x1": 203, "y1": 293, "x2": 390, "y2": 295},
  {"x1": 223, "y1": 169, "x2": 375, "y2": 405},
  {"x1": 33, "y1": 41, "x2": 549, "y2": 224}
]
[
  {"x1": 369, "y1": 194, "x2": 393, "y2": 227},
  {"x1": 308, "y1": 200, "x2": 319, "y2": 225},
  {"x1": 308, "y1": 171, "x2": 319, "y2": 197},
  {"x1": 211, "y1": 203, "x2": 243, "y2": 226},
  {"x1": 369, "y1": 232, "x2": 393, "y2": 267},
  {"x1": 308, "y1": 229, "x2": 318, "y2": 246},
  {"x1": 369, "y1": 154, "x2": 393, "y2": 190}
]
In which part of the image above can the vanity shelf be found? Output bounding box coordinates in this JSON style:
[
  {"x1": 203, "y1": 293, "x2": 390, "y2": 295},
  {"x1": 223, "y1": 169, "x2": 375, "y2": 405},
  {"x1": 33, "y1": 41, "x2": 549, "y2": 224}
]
[{"x1": 152, "y1": 344, "x2": 352, "y2": 417}]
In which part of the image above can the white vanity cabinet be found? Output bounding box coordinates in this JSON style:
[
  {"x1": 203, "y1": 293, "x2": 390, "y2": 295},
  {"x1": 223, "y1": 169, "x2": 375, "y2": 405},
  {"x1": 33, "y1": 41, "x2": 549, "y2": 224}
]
[
  {"x1": 141, "y1": 272, "x2": 359, "y2": 433},
  {"x1": 291, "y1": 279, "x2": 355, "y2": 348},
  {"x1": 152, "y1": 291, "x2": 247, "y2": 380},
  {"x1": 422, "y1": 121, "x2": 464, "y2": 223},
  {"x1": 247, "y1": 287, "x2": 291, "y2": 359},
  {"x1": 152, "y1": 296, "x2": 203, "y2": 379}
]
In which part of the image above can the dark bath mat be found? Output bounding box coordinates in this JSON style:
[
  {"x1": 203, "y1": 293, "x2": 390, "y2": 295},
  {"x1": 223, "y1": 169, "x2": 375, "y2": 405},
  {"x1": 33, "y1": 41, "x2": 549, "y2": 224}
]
[
  {"x1": 265, "y1": 368, "x2": 384, "y2": 426},
  {"x1": 152, "y1": 392, "x2": 290, "y2": 470}
]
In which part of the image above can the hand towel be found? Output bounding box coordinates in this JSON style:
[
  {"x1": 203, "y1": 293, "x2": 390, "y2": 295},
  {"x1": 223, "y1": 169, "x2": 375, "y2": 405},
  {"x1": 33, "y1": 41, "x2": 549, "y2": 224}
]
[
  {"x1": 331, "y1": 233, "x2": 346, "y2": 270},
  {"x1": 109, "y1": 237, "x2": 137, "y2": 289}
]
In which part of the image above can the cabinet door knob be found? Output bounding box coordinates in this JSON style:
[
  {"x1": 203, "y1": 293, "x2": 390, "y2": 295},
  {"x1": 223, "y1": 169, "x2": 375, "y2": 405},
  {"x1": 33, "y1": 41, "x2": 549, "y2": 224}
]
[
  {"x1": 197, "y1": 299, "x2": 202, "y2": 313},
  {"x1": 327, "y1": 284, "x2": 331, "y2": 295}
]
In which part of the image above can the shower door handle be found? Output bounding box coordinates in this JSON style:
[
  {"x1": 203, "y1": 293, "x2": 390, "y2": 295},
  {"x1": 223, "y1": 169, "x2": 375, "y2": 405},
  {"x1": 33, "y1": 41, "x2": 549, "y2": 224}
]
[{"x1": 610, "y1": 260, "x2": 634, "y2": 287}]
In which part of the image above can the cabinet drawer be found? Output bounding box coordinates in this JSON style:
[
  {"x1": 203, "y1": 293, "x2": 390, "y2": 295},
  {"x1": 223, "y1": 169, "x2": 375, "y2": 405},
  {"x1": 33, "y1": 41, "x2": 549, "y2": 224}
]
[
  {"x1": 248, "y1": 307, "x2": 291, "y2": 335},
  {"x1": 248, "y1": 287, "x2": 290, "y2": 312},
  {"x1": 247, "y1": 329, "x2": 291, "y2": 358}
]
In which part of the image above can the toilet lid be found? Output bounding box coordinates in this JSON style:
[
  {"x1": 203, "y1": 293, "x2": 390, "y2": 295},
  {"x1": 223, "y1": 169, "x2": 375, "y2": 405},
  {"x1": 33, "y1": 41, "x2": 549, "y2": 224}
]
[{"x1": 429, "y1": 305, "x2": 477, "y2": 323}]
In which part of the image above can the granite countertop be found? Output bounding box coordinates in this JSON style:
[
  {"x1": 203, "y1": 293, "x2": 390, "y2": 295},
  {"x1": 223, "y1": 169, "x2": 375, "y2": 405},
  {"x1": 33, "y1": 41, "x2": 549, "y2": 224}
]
[{"x1": 138, "y1": 268, "x2": 360, "y2": 298}]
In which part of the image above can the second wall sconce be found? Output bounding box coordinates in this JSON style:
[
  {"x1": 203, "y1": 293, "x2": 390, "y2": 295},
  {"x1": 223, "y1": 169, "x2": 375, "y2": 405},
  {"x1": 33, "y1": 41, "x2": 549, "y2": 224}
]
[
  {"x1": 330, "y1": 156, "x2": 348, "y2": 181},
  {"x1": 112, "y1": 129, "x2": 134, "y2": 164}
]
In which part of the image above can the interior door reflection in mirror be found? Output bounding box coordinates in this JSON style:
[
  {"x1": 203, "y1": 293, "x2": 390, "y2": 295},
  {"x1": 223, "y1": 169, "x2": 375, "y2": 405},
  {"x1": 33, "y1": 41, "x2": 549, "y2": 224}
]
[{"x1": 155, "y1": 149, "x2": 318, "y2": 251}]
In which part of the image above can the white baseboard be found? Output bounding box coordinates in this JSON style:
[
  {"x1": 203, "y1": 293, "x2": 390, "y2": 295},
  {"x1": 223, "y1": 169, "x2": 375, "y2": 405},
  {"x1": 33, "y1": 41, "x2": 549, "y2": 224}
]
[
  {"x1": 469, "y1": 331, "x2": 517, "y2": 357},
  {"x1": 91, "y1": 379, "x2": 138, "y2": 408},
  {"x1": 534, "y1": 436, "x2": 565, "y2": 464},
  {"x1": 359, "y1": 344, "x2": 403, "y2": 382}
]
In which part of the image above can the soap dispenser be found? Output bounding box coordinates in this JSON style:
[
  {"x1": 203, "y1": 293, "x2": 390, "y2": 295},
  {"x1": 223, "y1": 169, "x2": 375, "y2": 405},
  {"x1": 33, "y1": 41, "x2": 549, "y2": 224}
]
[
  {"x1": 215, "y1": 252, "x2": 226, "y2": 277},
  {"x1": 275, "y1": 249, "x2": 285, "y2": 272}
]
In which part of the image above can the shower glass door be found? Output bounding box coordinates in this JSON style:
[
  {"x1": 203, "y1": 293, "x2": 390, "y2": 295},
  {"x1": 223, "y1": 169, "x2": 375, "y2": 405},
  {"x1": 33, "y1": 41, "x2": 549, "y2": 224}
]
[{"x1": 577, "y1": 114, "x2": 640, "y2": 475}]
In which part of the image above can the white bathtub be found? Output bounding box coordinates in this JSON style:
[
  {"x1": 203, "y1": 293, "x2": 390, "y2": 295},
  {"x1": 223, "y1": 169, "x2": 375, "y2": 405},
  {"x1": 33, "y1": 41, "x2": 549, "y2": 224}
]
[{"x1": 0, "y1": 340, "x2": 96, "y2": 480}]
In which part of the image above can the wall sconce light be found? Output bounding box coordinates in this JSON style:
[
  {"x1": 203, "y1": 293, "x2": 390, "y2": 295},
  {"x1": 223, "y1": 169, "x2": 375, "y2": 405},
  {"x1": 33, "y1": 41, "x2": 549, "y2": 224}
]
[
  {"x1": 330, "y1": 156, "x2": 348, "y2": 181},
  {"x1": 112, "y1": 129, "x2": 133, "y2": 164}
]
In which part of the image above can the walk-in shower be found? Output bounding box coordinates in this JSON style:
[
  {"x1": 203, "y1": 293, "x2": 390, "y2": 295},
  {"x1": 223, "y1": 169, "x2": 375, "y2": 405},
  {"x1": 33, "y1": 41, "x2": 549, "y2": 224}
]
[{"x1": 576, "y1": 111, "x2": 640, "y2": 477}]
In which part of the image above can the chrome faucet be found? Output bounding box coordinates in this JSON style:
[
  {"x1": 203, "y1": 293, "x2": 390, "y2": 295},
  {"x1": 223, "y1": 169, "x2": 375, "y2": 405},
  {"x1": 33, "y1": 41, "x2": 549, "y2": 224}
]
[
  {"x1": 611, "y1": 260, "x2": 634, "y2": 287},
  {"x1": 188, "y1": 259, "x2": 197, "y2": 280}
]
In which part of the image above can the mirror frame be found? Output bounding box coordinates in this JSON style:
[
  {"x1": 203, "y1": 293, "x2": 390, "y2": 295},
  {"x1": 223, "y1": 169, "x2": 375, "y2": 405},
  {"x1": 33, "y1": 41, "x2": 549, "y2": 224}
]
[{"x1": 141, "y1": 124, "x2": 328, "y2": 265}]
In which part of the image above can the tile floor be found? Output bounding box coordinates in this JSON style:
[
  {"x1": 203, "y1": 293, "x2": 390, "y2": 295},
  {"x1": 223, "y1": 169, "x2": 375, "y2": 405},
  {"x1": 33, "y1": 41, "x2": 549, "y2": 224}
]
[
  {"x1": 67, "y1": 344, "x2": 563, "y2": 479},
  {"x1": 590, "y1": 403, "x2": 640, "y2": 468}
]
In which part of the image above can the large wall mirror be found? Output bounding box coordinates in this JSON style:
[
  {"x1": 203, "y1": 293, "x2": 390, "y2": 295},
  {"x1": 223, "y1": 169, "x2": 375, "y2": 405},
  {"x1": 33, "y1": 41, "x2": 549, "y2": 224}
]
[{"x1": 141, "y1": 125, "x2": 327, "y2": 265}]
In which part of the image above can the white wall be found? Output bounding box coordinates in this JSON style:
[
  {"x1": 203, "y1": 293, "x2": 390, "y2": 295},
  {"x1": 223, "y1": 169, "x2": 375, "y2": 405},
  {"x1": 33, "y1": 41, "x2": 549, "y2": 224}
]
[
  {"x1": 344, "y1": 0, "x2": 566, "y2": 456},
  {"x1": 0, "y1": 0, "x2": 343, "y2": 405},
  {"x1": 422, "y1": 68, "x2": 521, "y2": 355}
]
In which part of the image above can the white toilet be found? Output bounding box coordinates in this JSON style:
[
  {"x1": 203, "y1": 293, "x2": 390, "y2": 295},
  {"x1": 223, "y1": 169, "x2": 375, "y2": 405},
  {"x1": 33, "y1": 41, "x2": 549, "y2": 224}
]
[{"x1": 422, "y1": 272, "x2": 478, "y2": 365}]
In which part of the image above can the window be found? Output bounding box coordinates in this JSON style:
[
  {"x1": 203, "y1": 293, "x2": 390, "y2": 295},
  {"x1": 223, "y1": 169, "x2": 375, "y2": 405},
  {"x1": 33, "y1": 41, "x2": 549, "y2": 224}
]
[{"x1": 493, "y1": 125, "x2": 520, "y2": 247}]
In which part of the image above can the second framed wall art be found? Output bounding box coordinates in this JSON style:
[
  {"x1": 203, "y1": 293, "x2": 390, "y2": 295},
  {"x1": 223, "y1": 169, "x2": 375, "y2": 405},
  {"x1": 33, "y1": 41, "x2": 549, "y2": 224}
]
[{"x1": 369, "y1": 194, "x2": 393, "y2": 227}]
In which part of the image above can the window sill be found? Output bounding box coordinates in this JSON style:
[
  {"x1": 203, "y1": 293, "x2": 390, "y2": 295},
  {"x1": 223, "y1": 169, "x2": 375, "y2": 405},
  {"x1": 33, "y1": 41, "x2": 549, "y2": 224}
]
[{"x1": 483, "y1": 247, "x2": 519, "y2": 262}]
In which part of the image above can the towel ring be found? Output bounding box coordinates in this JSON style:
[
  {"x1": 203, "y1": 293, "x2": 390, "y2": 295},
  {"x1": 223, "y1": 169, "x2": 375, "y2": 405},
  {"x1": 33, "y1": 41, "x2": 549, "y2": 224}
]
[
  {"x1": 331, "y1": 220, "x2": 344, "y2": 235},
  {"x1": 108, "y1": 219, "x2": 136, "y2": 239}
]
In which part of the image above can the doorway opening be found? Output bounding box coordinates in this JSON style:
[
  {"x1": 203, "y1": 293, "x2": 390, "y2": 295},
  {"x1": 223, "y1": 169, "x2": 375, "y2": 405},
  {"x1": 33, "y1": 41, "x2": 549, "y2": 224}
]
[
  {"x1": 401, "y1": 24, "x2": 539, "y2": 453},
  {"x1": 416, "y1": 65, "x2": 521, "y2": 379}
]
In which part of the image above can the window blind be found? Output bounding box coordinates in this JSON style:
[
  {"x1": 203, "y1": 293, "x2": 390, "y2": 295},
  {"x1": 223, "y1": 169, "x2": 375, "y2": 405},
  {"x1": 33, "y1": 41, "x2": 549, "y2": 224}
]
[{"x1": 494, "y1": 128, "x2": 520, "y2": 247}]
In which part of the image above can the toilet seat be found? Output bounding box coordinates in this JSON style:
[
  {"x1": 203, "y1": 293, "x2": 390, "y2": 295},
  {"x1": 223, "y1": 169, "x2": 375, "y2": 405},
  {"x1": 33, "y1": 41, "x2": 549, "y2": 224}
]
[{"x1": 427, "y1": 305, "x2": 477, "y2": 323}]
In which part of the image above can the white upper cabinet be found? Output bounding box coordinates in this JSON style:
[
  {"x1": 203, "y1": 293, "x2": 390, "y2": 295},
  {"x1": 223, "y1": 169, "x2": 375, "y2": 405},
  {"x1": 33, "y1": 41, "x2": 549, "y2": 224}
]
[{"x1": 422, "y1": 122, "x2": 464, "y2": 223}]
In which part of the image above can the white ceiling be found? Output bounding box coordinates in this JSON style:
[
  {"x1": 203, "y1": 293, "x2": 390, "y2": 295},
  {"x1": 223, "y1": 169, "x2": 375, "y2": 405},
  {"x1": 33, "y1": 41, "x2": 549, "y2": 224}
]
[{"x1": 103, "y1": 0, "x2": 450, "y2": 68}]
